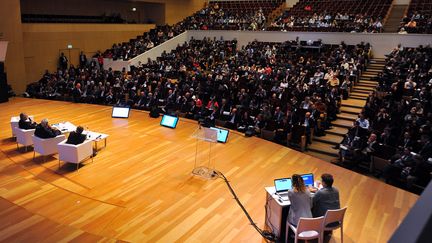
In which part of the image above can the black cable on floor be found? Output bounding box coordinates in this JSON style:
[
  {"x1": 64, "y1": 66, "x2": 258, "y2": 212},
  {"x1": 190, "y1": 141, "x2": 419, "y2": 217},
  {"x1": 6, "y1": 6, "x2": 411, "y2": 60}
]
[{"x1": 213, "y1": 170, "x2": 279, "y2": 242}]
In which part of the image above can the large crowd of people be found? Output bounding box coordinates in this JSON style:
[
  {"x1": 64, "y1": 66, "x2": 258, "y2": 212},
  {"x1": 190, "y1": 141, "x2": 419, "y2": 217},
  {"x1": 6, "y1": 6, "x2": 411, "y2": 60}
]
[
  {"x1": 102, "y1": 3, "x2": 271, "y2": 61},
  {"x1": 338, "y1": 45, "x2": 432, "y2": 190},
  {"x1": 26, "y1": 38, "x2": 370, "y2": 153},
  {"x1": 399, "y1": 11, "x2": 432, "y2": 34},
  {"x1": 269, "y1": 12, "x2": 384, "y2": 33}
]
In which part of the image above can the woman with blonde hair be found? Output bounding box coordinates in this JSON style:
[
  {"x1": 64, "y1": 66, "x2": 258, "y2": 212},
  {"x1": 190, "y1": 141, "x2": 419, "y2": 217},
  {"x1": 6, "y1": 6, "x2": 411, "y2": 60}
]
[{"x1": 287, "y1": 174, "x2": 312, "y2": 226}]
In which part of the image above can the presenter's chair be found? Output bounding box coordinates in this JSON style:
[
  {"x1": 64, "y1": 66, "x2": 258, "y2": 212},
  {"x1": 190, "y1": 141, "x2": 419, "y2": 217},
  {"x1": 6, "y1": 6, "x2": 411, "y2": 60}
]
[
  {"x1": 10, "y1": 117, "x2": 19, "y2": 137},
  {"x1": 11, "y1": 116, "x2": 34, "y2": 137},
  {"x1": 32, "y1": 135, "x2": 66, "y2": 162},
  {"x1": 57, "y1": 139, "x2": 93, "y2": 170},
  {"x1": 288, "y1": 216, "x2": 325, "y2": 243},
  {"x1": 323, "y1": 207, "x2": 347, "y2": 243},
  {"x1": 14, "y1": 127, "x2": 35, "y2": 152}
]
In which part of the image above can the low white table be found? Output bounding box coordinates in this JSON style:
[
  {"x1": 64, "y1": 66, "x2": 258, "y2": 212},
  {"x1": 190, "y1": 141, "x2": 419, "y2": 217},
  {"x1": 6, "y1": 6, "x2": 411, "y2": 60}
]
[
  {"x1": 52, "y1": 122, "x2": 108, "y2": 151},
  {"x1": 83, "y1": 131, "x2": 109, "y2": 151},
  {"x1": 265, "y1": 186, "x2": 291, "y2": 242},
  {"x1": 52, "y1": 122, "x2": 76, "y2": 133}
]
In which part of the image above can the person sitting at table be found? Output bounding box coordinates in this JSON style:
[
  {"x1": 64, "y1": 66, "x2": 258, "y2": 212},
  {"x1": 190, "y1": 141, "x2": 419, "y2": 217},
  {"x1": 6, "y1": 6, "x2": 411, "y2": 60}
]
[
  {"x1": 18, "y1": 113, "x2": 37, "y2": 130},
  {"x1": 312, "y1": 173, "x2": 340, "y2": 217},
  {"x1": 34, "y1": 119, "x2": 61, "y2": 139},
  {"x1": 66, "y1": 126, "x2": 87, "y2": 145},
  {"x1": 287, "y1": 174, "x2": 313, "y2": 227}
]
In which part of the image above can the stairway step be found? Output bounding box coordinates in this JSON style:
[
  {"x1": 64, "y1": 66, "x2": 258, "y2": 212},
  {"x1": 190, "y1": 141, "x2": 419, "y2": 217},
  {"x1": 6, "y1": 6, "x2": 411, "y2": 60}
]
[
  {"x1": 356, "y1": 83, "x2": 377, "y2": 88},
  {"x1": 350, "y1": 91, "x2": 369, "y2": 97},
  {"x1": 337, "y1": 112, "x2": 358, "y2": 121},
  {"x1": 332, "y1": 119, "x2": 353, "y2": 129},
  {"x1": 370, "y1": 59, "x2": 386, "y2": 63},
  {"x1": 308, "y1": 141, "x2": 340, "y2": 157},
  {"x1": 354, "y1": 86, "x2": 375, "y2": 91},
  {"x1": 368, "y1": 64, "x2": 385, "y2": 68},
  {"x1": 314, "y1": 133, "x2": 342, "y2": 146},
  {"x1": 341, "y1": 99, "x2": 365, "y2": 108},
  {"x1": 358, "y1": 80, "x2": 378, "y2": 85},
  {"x1": 349, "y1": 95, "x2": 368, "y2": 100},
  {"x1": 363, "y1": 70, "x2": 381, "y2": 74},
  {"x1": 352, "y1": 89, "x2": 371, "y2": 94},
  {"x1": 340, "y1": 106, "x2": 362, "y2": 114},
  {"x1": 305, "y1": 151, "x2": 339, "y2": 162},
  {"x1": 362, "y1": 73, "x2": 378, "y2": 77},
  {"x1": 366, "y1": 68, "x2": 383, "y2": 72},
  {"x1": 326, "y1": 126, "x2": 348, "y2": 136}
]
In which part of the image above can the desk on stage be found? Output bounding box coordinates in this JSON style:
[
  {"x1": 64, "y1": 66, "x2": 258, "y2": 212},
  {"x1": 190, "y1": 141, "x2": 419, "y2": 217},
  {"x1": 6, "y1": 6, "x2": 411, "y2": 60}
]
[
  {"x1": 265, "y1": 186, "x2": 290, "y2": 243},
  {"x1": 53, "y1": 122, "x2": 108, "y2": 150}
]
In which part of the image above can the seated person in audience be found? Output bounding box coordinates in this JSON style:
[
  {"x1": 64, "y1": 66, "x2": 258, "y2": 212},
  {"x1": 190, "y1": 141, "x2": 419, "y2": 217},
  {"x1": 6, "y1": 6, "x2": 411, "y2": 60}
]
[
  {"x1": 287, "y1": 174, "x2": 312, "y2": 227},
  {"x1": 312, "y1": 173, "x2": 340, "y2": 217},
  {"x1": 18, "y1": 113, "x2": 37, "y2": 130},
  {"x1": 225, "y1": 108, "x2": 240, "y2": 130},
  {"x1": 66, "y1": 126, "x2": 87, "y2": 145},
  {"x1": 352, "y1": 133, "x2": 379, "y2": 164},
  {"x1": 383, "y1": 147, "x2": 415, "y2": 183},
  {"x1": 34, "y1": 119, "x2": 61, "y2": 139},
  {"x1": 355, "y1": 113, "x2": 370, "y2": 136}
]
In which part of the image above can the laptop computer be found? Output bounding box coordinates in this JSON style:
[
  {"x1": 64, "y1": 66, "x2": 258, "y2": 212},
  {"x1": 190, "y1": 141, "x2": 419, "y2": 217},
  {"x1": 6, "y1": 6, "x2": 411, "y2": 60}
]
[
  {"x1": 301, "y1": 173, "x2": 314, "y2": 187},
  {"x1": 274, "y1": 178, "x2": 292, "y2": 200}
]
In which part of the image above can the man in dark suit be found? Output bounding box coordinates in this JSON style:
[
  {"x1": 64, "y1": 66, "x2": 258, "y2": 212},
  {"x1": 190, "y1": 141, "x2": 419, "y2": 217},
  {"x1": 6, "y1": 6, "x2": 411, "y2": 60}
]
[
  {"x1": 312, "y1": 173, "x2": 340, "y2": 217},
  {"x1": 34, "y1": 119, "x2": 61, "y2": 139},
  {"x1": 18, "y1": 113, "x2": 37, "y2": 130},
  {"x1": 66, "y1": 126, "x2": 87, "y2": 145}
]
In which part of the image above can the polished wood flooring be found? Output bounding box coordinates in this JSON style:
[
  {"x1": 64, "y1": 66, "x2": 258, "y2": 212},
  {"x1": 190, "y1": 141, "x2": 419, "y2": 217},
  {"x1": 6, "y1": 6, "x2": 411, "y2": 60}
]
[{"x1": 0, "y1": 98, "x2": 418, "y2": 242}]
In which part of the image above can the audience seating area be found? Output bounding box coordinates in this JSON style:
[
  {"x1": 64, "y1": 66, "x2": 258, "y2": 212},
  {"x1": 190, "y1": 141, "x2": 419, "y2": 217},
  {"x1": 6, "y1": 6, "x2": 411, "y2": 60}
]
[
  {"x1": 399, "y1": 0, "x2": 432, "y2": 34},
  {"x1": 337, "y1": 45, "x2": 432, "y2": 192},
  {"x1": 21, "y1": 14, "x2": 125, "y2": 23},
  {"x1": 269, "y1": 0, "x2": 392, "y2": 32},
  {"x1": 209, "y1": 0, "x2": 284, "y2": 16},
  {"x1": 27, "y1": 37, "x2": 371, "y2": 158}
]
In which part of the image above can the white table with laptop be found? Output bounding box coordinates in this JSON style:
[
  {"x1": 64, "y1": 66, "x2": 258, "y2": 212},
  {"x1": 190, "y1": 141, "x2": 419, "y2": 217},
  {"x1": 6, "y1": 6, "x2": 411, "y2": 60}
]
[
  {"x1": 264, "y1": 173, "x2": 320, "y2": 242},
  {"x1": 52, "y1": 122, "x2": 108, "y2": 150}
]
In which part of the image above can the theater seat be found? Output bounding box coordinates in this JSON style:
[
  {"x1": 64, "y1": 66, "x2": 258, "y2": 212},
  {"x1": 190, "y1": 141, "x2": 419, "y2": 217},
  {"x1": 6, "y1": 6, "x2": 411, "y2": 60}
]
[
  {"x1": 57, "y1": 139, "x2": 93, "y2": 170},
  {"x1": 14, "y1": 127, "x2": 35, "y2": 152},
  {"x1": 32, "y1": 134, "x2": 66, "y2": 162}
]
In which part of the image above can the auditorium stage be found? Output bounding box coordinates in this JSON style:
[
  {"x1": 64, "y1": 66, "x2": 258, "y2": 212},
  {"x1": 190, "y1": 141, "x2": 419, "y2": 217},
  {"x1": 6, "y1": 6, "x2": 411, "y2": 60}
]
[{"x1": 0, "y1": 98, "x2": 418, "y2": 242}]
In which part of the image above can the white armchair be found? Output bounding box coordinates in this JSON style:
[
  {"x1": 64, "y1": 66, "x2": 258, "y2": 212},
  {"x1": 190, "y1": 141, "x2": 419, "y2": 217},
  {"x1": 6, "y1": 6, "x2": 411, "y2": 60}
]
[
  {"x1": 15, "y1": 127, "x2": 36, "y2": 152},
  {"x1": 57, "y1": 139, "x2": 93, "y2": 170},
  {"x1": 32, "y1": 135, "x2": 66, "y2": 161},
  {"x1": 11, "y1": 116, "x2": 34, "y2": 137}
]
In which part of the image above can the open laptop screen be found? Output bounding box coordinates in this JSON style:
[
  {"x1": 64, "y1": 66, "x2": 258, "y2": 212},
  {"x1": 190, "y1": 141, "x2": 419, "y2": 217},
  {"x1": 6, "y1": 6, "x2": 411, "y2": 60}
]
[
  {"x1": 112, "y1": 107, "x2": 130, "y2": 118},
  {"x1": 160, "y1": 115, "x2": 179, "y2": 129},
  {"x1": 301, "y1": 173, "x2": 314, "y2": 187},
  {"x1": 210, "y1": 127, "x2": 229, "y2": 143},
  {"x1": 274, "y1": 178, "x2": 292, "y2": 193}
]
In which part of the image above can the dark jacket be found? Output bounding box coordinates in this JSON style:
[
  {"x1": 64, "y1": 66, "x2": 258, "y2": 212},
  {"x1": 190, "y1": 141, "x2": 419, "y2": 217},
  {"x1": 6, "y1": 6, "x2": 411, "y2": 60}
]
[
  {"x1": 34, "y1": 124, "x2": 61, "y2": 139},
  {"x1": 66, "y1": 131, "x2": 87, "y2": 145},
  {"x1": 18, "y1": 119, "x2": 37, "y2": 130}
]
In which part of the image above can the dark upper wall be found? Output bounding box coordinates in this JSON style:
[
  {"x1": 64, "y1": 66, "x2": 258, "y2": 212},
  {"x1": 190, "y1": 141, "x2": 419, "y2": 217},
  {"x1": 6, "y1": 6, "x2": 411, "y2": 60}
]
[{"x1": 20, "y1": 0, "x2": 165, "y2": 25}]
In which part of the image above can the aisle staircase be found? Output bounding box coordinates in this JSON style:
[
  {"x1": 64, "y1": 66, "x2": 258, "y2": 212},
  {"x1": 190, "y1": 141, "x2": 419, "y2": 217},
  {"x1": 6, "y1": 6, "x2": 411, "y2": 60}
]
[
  {"x1": 305, "y1": 58, "x2": 386, "y2": 162},
  {"x1": 384, "y1": 5, "x2": 408, "y2": 33}
]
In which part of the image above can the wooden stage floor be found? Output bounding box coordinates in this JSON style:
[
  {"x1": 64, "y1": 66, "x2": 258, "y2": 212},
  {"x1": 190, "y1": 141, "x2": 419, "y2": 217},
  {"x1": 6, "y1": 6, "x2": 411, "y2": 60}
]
[{"x1": 0, "y1": 98, "x2": 418, "y2": 242}]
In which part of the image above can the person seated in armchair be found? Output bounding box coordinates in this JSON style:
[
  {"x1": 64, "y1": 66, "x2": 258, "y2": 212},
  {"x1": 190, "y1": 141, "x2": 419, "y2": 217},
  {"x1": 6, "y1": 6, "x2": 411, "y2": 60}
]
[
  {"x1": 66, "y1": 126, "x2": 87, "y2": 145},
  {"x1": 34, "y1": 119, "x2": 61, "y2": 139},
  {"x1": 18, "y1": 113, "x2": 37, "y2": 130}
]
